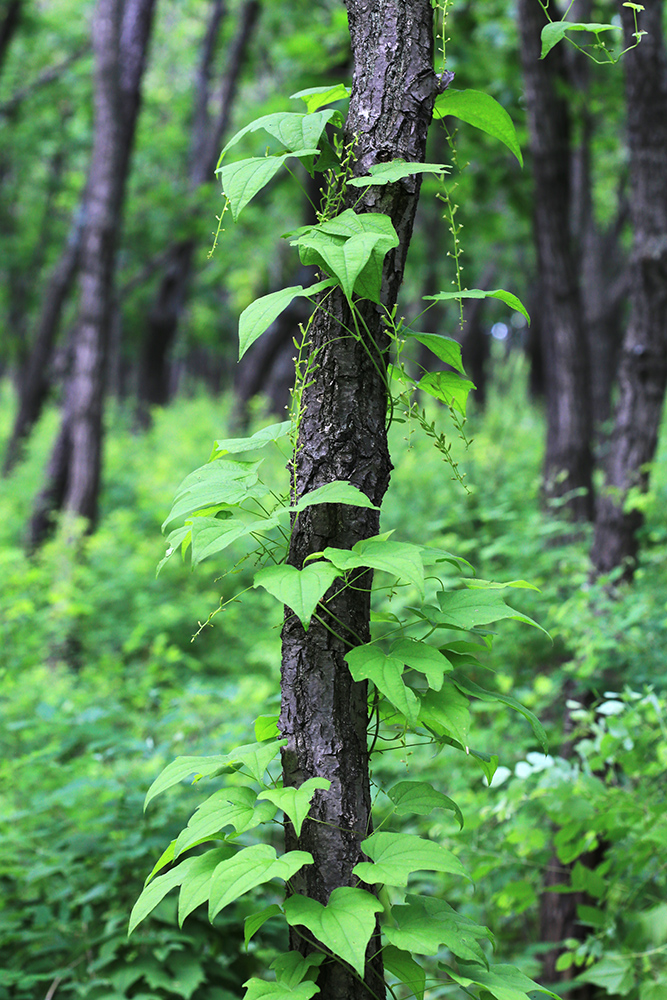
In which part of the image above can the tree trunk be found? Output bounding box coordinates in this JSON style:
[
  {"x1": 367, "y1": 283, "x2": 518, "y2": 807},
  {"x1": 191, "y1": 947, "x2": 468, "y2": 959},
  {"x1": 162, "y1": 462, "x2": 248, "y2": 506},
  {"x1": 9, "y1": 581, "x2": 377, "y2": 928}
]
[
  {"x1": 0, "y1": 0, "x2": 22, "y2": 80},
  {"x1": 591, "y1": 0, "x2": 667, "y2": 580},
  {"x1": 517, "y1": 0, "x2": 594, "y2": 521},
  {"x1": 279, "y1": 3, "x2": 437, "y2": 998},
  {"x1": 28, "y1": 0, "x2": 156, "y2": 548},
  {"x1": 135, "y1": 0, "x2": 259, "y2": 427}
]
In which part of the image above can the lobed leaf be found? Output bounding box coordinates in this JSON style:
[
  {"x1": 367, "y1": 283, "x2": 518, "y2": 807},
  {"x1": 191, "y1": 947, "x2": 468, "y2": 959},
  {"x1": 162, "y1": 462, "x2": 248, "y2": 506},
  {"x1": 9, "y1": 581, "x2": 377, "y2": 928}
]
[
  {"x1": 258, "y1": 777, "x2": 331, "y2": 836},
  {"x1": 390, "y1": 637, "x2": 453, "y2": 691},
  {"x1": 322, "y1": 536, "x2": 425, "y2": 598},
  {"x1": 388, "y1": 780, "x2": 464, "y2": 829},
  {"x1": 162, "y1": 459, "x2": 263, "y2": 532},
  {"x1": 253, "y1": 562, "x2": 340, "y2": 630},
  {"x1": 385, "y1": 895, "x2": 492, "y2": 965},
  {"x1": 209, "y1": 845, "x2": 313, "y2": 920},
  {"x1": 173, "y1": 786, "x2": 277, "y2": 859},
  {"x1": 354, "y1": 831, "x2": 469, "y2": 887},
  {"x1": 345, "y1": 645, "x2": 420, "y2": 724},
  {"x1": 435, "y1": 588, "x2": 548, "y2": 633},
  {"x1": 290, "y1": 83, "x2": 351, "y2": 113},
  {"x1": 220, "y1": 109, "x2": 340, "y2": 161}
]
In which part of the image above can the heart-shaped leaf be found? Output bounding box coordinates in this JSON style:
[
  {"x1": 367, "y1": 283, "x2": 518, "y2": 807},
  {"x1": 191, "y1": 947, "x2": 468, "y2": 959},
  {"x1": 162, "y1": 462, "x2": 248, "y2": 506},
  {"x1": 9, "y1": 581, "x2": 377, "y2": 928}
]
[
  {"x1": 254, "y1": 563, "x2": 340, "y2": 629},
  {"x1": 209, "y1": 845, "x2": 313, "y2": 920},
  {"x1": 390, "y1": 637, "x2": 453, "y2": 691},
  {"x1": 353, "y1": 831, "x2": 469, "y2": 887},
  {"x1": 345, "y1": 645, "x2": 419, "y2": 724},
  {"x1": 388, "y1": 780, "x2": 463, "y2": 829},
  {"x1": 284, "y1": 887, "x2": 382, "y2": 975},
  {"x1": 258, "y1": 777, "x2": 331, "y2": 836}
]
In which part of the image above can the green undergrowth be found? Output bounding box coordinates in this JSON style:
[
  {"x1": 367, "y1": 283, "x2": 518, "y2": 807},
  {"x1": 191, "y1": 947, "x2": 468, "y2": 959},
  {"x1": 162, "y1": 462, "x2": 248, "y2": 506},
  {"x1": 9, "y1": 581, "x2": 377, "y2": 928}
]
[{"x1": 2, "y1": 364, "x2": 667, "y2": 997}]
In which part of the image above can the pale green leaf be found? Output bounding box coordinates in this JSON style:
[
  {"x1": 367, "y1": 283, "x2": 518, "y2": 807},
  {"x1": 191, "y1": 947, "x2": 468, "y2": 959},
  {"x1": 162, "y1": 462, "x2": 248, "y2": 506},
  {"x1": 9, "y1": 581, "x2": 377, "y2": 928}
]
[
  {"x1": 385, "y1": 895, "x2": 492, "y2": 964},
  {"x1": 144, "y1": 839, "x2": 177, "y2": 884},
  {"x1": 354, "y1": 831, "x2": 469, "y2": 887},
  {"x1": 190, "y1": 514, "x2": 282, "y2": 567},
  {"x1": 129, "y1": 847, "x2": 231, "y2": 934},
  {"x1": 462, "y1": 578, "x2": 540, "y2": 591},
  {"x1": 290, "y1": 83, "x2": 351, "y2": 113},
  {"x1": 253, "y1": 562, "x2": 340, "y2": 630},
  {"x1": 403, "y1": 332, "x2": 465, "y2": 373},
  {"x1": 424, "y1": 287, "x2": 530, "y2": 324},
  {"x1": 541, "y1": 20, "x2": 620, "y2": 59},
  {"x1": 255, "y1": 714, "x2": 280, "y2": 742},
  {"x1": 322, "y1": 536, "x2": 425, "y2": 598},
  {"x1": 238, "y1": 280, "x2": 335, "y2": 360},
  {"x1": 419, "y1": 682, "x2": 471, "y2": 747},
  {"x1": 157, "y1": 526, "x2": 191, "y2": 575},
  {"x1": 220, "y1": 109, "x2": 339, "y2": 160},
  {"x1": 390, "y1": 637, "x2": 453, "y2": 691},
  {"x1": 443, "y1": 962, "x2": 560, "y2": 1000},
  {"x1": 258, "y1": 777, "x2": 331, "y2": 836},
  {"x1": 417, "y1": 370, "x2": 476, "y2": 417},
  {"x1": 211, "y1": 421, "x2": 291, "y2": 458},
  {"x1": 244, "y1": 904, "x2": 283, "y2": 948},
  {"x1": 433, "y1": 89, "x2": 523, "y2": 166},
  {"x1": 173, "y1": 787, "x2": 277, "y2": 859},
  {"x1": 435, "y1": 589, "x2": 548, "y2": 633},
  {"x1": 271, "y1": 951, "x2": 325, "y2": 988},
  {"x1": 284, "y1": 887, "x2": 382, "y2": 976},
  {"x1": 178, "y1": 846, "x2": 236, "y2": 925},
  {"x1": 383, "y1": 946, "x2": 426, "y2": 1000},
  {"x1": 219, "y1": 151, "x2": 320, "y2": 220},
  {"x1": 577, "y1": 954, "x2": 636, "y2": 996},
  {"x1": 243, "y1": 980, "x2": 320, "y2": 1000},
  {"x1": 388, "y1": 780, "x2": 463, "y2": 829},
  {"x1": 347, "y1": 159, "x2": 449, "y2": 187},
  {"x1": 345, "y1": 646, "x2": 420, "y2": 724},
  {"x1": 162, "y1": 459, "x2": 263, "y2": 532},
  {"x1": 292, "y1": 481, "x2": 379, "y2": 512},
  {"x1": 209, "y1": 845, "x2": 313, "y2": 920}
]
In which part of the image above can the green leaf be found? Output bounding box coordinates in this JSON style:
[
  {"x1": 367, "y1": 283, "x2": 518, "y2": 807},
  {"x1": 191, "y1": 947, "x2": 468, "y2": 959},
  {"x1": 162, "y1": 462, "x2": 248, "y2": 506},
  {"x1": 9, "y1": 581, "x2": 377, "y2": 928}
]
[
  {"x1": 271, "y1": 951, "x2": 325, "y2": 988},
  {"x1": 255, "y1": 714, "x2": 280, "y2": 742},
  {"x1": 292, "y1": 481, "x2": 379, "y2": 512},
  {"x1": 462, "y1": 578, "x2": 540, "y2": 591},
  {"x1": 178, "y1": 845, "x2": 237, "y2": 925},
  {"x1": 162, "y1": 459, "x2": 263, "y2": 532},
  {"x1": 173, "y1": 787, "x2": 277, "y2": 858},
  {"x1": 388, "y1": 780, "x2": 463, "y2": 829},
  {"x1": 435, "y1": 589, "x2": 547, "y2": 633},
  {"x1": 354, "y1": 831, "x2": 469, "y2": 887},
  {"x1": 345, "y1": 646, "x2": 420, "y2": 724},
  {"x1": 190, "y1": 514, "x2": 282, "y2": 567},
  {"x1": 390, "y1": 637, "x2": 453, "y2": 691},
  {"x1": 347, "y1": 159, "x2": 449, "y2": 187},
  {"x1": 284, "y1": 887, "x2": 383, "y2": 976},
  {"x1": 220, "y1": 109, "x2": 340, "y2": 161},
  {"x1": 244, "y1": 904, "x2": 284, "y2": 948},
  {"x1": 157, "y1": 525, "x2": 191, "y2": 575},
  {"x1": 541, "y1": 20, "x2": 620, "y2": 59},
  {"x1": 253, "y1": 562, "x2": 340, "y2": 630},
  {"x1": 451, "y1": 673, "x2": 549, "y2": 753},
  {"x1": 238, "y1": 279, "x2": 336, "y2": 360},
  {"x1": 219, "y1": 151, "x2": 320, "y2": 220},
  {"x1": 290, "y1": 83, "x2": 351, "y2": 113},
  {"x1": 144, "y1": 740, "x2": 287, "y2": 809},
  {"x1": 433, "y1": 89, "x2": 523, "y2": 166},
  {"x1": 384, "y1": 895, "x2": 492, "y2": 965},
  {"x1": 424, "y1": 288, "x2": 530, "y2": 325},
  {"x1": 258, "y1": 777, "x2": 331, "y2": 836},
  {"x1": 403, "y1": 332, "x2": 465, "y2": 373},
  {"x1": 244, "y1": 981, "x2": 320, "y2": 1000},
  {"x1": 211, "y1": 422, "x2": 291, "y2": 458},
  {"x1": 577, "y1": 954, "x2": 636, "y2": 996},
  {"x1": 209, "y1": 845, "x2": 313, "y2": 920},
  {"x1": 442, "y1": 962, "x2": 560, "y2": 1000},
  {"x1": 322, "y1": 536, "x2": 425, "y2": 598},
  {"x1": 419, "y1": 682, "x2": 471, "y2": 747},
  {"x1": 145, "y1": 839, "x2": 177, "y2": 884},
  {"x1": 383, "y1": 946, "x2": 426, "y2": 1000},
  {"x1": 417, "y1": 371, "x2": 476, "y2": 417},
  {"x1": 129, "y1": 847, "x2": 232, "y2": 934}
]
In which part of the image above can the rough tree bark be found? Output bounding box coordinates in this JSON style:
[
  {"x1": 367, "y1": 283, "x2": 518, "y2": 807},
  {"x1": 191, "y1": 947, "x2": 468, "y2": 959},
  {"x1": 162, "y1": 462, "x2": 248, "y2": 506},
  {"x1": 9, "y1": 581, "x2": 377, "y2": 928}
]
[
  {"x1": 278, "y1": 3, "x2": 438, "y2": 998},
  {"x1": 518, "y1": 0, "x2": 594, "y2": 521},
  {"x1": 135, "y1": 0, "x2": 259, "y2": 427},
  {"x1": 590, "y1": 0, "x2": 667, "y2": 580},
  {"x1": 28, "y1": 0, "x2": 156, "y2": 548}
]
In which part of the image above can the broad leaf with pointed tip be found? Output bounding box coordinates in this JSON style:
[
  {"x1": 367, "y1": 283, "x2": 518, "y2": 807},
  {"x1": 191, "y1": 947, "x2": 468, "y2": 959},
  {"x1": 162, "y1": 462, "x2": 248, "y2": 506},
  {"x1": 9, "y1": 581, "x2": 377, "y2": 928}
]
[
  {"x1": 244, "y1": 904, "x2": 283, "y2": 948},
  {"x1": 417, "y1": 370, "x2": 476, "y2": 417},
  {"x1": 435, "y1": 589, "x2": 547, "y2": 633},
  {"x1": 209, "y1": 845, "x2": 313, "y2": 920},
  {"x1": 284, "y1": 887, "x2": 382, "y2": 976},
  {"x1": 243, "y1": 979, "x2": 320, "y2": 1000},
  {"x1": 290, "y1": 83, "x2": 351, "y2": 113},
  {"x1": 271, "y1": 951, "x2": 325, "y2": 988},
  {"x1": 219, "y1": 150, "x2": 320, "y2": 220},
  {"x1": 345, "y1": 645, "x2": 419, "y2": 724},
  {"x1": 174, "y1": 787, "x2": 277, "y2": 859},
  {"x1": 219, "y1": 109, "x2": 340, "y2": 161},
  {"x1": 211, "y1": 421, "x2": 291, "y2": 458},
  {"x1": 354, "y1": 831, "x2": 469, "y2": 887},
  {"x1": 384, "y1": 894, "x2": 492, "y2": 965},
  {"x1": 238, "y1": 279, "x2": 336, "y2": 359},
  {"x1": 402, "y1": 332, "x2": 465, "y2": 373},
  {"x1": 424, "y1": 287, "x2": 530, "y2": 324},
  {"x1": 451, "y1": 673, "x2": 548, "y2": 753},
  {"x1": 129, "y1": 846, "x2": 233, "y2": 934},
  {"x1": 442, "y1": 961, "x2": 560, "y2": 1000},
  {"x1": 162, "y1": 459, "x2": 264, "y2": 532},
  {"x1": 419, "y1": 682, "x2": 471, "y2": 748},
  {"x1": 388, "y1": 780, "x2": 463, "y2": 829},
  {"x1": 541, "y1": 20, "x2": 620, "y2": 59},
  {"x1": 322, "y1": 536, "x2": 425, "y2": 598},
  {"x1": 292, "y1": 481, "x2": 379, "y2": 512},
  {"x1": 383, "y1": 946, "x2": 426, "y2": 1000},
  {"x1": 258, "y1": 777, "x2": 331, "y2": 836},
  {"x1": 390, "y1": 637, "x2": 453, "y2": 691},
  {"x1": 433, "y1": 89, "x2": 523, "y2": 166},
  {"x1": 254, "y1": 563, "x2": 340, "y2": 630}
]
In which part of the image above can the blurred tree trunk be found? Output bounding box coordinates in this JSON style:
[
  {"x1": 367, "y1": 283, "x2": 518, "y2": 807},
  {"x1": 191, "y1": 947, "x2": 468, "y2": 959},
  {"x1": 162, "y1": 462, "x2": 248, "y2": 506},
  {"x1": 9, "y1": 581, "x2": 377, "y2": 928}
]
[
  {"x1": 279, "y1": 2, "x2": 438, "y2": 997},
  {"x1": 518, "y1": 0, "x2": 594, "y2": 521},
  {"x1": 591, "y1": 1, "x2": 667, "y2": 580},
  {"x1": 28, "y1": 0, "x2": 156, "y2": 548},
  {"x1": 0, "y1": 0, "x2": 22, "y2": 79},
  {"x1": 135, "y1": 0, "x2": 259, "y2": 428}
]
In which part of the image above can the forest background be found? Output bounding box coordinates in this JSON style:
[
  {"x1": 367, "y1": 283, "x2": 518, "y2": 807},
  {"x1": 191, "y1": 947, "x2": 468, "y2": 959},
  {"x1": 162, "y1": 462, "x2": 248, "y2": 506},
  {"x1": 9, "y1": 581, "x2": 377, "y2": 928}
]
[{"x1": 2, "y1": 1, "x2": 667, "y2": 999}]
